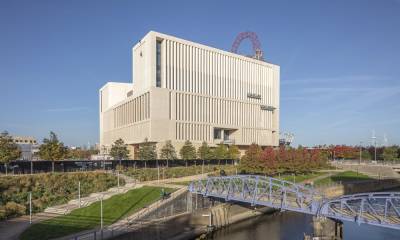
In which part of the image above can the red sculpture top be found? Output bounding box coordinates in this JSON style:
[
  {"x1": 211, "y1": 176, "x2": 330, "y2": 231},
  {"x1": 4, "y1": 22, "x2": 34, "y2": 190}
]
[{"x1": 231, "y1": 31, "x2": 264, "y2": 61}]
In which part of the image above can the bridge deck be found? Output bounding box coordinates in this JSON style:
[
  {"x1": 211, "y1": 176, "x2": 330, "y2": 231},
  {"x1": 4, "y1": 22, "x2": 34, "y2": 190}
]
[{"x1": 189, "y1": 175, "x2": 400, "y2": 230}]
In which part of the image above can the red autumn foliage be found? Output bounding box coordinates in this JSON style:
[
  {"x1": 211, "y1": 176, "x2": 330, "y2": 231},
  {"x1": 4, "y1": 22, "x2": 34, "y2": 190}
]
[
  {"x1": 240, "y1": 145, "x2": 329, "y2": 175},
  {"x1": 330, "y1": 145, "x2": 359, "y2": 159}
]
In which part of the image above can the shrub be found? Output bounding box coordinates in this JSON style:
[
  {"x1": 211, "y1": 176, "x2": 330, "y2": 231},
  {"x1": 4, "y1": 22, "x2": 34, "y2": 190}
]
[
  {"x1": 123, "y1": 164, "x2": 236, "y2": 181},
  {"x1": 239, "y1": 146, "x2": 329, "y2": 175},
  {"x1": 0, "y1": 172, "x2": 121, "y2": 219},
  {"x1": 5, "y1": 202, "x2": 26, "y2": 218}
]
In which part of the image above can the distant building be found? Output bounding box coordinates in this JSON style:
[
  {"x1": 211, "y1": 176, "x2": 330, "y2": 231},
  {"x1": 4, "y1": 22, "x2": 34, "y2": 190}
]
[
  {"x1": 99, "y1": 31, "x2": 280, "y2": 158},
  {"x1": 11, "y1": 136, "x2": 39, "y2": 160},
  {"x1": 90, "y1": 154, "x2": 113, "y2": 160}
]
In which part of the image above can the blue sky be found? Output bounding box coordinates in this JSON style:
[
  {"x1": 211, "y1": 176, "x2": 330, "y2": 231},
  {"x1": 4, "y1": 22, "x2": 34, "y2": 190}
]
[{"x1": 1, "y1": 0, "x2": 399, "y2": 147}]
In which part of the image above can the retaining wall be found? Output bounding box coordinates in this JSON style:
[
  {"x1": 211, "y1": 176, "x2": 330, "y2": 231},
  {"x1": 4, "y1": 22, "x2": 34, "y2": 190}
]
[{"x1": 322, "y1": 179, "x2": 400, "y2": 198}]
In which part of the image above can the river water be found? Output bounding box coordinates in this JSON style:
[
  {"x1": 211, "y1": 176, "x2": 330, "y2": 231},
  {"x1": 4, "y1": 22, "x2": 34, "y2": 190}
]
[{"x1": 208, "y1": 211, "x2": 400, "y2": 240}]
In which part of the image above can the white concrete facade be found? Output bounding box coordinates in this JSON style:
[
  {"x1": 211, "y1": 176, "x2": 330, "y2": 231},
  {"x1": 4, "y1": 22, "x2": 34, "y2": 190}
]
[{"x1": 99, "y1": 31, "x2": 280, "y2": 158}]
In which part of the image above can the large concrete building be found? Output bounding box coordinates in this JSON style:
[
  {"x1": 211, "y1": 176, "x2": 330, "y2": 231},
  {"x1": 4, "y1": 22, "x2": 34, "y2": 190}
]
[{"x1": 99, "y1": 31, "x2": 280, "y2": 158}]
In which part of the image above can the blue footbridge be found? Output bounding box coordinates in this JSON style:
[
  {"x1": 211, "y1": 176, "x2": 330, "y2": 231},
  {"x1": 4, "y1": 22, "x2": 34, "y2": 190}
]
[{"x1": 188, "y1": 175, "x2": 400, "y2": 230}]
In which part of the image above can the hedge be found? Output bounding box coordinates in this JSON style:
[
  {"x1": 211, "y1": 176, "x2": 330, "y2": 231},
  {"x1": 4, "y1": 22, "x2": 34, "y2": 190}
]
[{"x1": 0, "y1": 172, "x2": 122, "y2": 220}]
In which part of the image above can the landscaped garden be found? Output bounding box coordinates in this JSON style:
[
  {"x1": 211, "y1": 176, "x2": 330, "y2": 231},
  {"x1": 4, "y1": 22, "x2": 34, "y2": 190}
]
[
  {"x1": 123, "y1": 164, "x2": 236, "y2": 181},
  {"x1": 20, "y1": 186, "x2": 174, "y2": 240},
  {"x1": 0, "y1": 172, "x2": 122, "y2": 220}
]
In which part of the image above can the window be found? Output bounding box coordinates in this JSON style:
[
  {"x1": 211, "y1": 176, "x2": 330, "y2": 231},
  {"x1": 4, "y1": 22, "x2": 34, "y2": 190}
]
[
  {"x1": 156, "y1": 40, "x2": 162, "y2": 87},
  {"x1": 224, "y1": 130, "x2": 230, "y2": 140},
  {"x1": 213, "y1": 128, "x2": 221, "y2": 139},
  {"x1": 127, "y1": 90, "x2": 133, "y2": 97}
]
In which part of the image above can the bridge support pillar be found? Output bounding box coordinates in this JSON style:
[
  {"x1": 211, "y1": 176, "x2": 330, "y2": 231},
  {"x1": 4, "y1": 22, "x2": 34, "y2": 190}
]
[{"x1": 308, "y1": 217, "x2": 343, "y2": 240}]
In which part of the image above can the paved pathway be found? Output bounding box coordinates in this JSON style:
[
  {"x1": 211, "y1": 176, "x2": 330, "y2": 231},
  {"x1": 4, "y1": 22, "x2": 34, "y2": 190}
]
[
  {"x1": 331, "y1": 162, "x2": 400, "y2": 179},
  {"x1": 1, "y1": 170, "x2": 348, "y2": 240},
  {"x1": 0, "y1": 172, "x2": 139, "y2": 240},
  {"x1": 0, "y1": 171, "x2": 211, "y2": 240},
  {"x1": 56, "y1": 186, "x2": 189, "y2": 240},
  {"x1": 309, "y1": 172, "x2": 336, "y2": 183},
  {"x1": 53, "y1": 172, "x2": 217, "y2": 240},
  {"x1": 44, "y1": 172, "x2": 138, "y2": 215},
  {"x1": 0, "y1": 212, "x2": 59, "y2": 240}
]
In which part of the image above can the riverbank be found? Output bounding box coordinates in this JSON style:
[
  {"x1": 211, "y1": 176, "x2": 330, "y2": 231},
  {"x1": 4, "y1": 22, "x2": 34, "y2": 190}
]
[
  {"x1": 113, "y1": 203, "x2": 278, "y2": 240},
  {"x1": 202, "y1": 211, "x2": 400, "y2": 240},
  {"x1": 129, "y1": 176, "x2": 400, "y2": 240}
]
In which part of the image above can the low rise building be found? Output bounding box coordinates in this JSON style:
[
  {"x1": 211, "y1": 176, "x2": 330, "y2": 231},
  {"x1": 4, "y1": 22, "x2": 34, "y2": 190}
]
[{"x1": 11, "y1": 136, "x2": 39, "y2": 160}]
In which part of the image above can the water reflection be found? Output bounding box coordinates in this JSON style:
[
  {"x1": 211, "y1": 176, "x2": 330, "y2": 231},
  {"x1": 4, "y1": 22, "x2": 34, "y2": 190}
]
[
  {"x1": 208, "y1": 212, "x2": 400, "y2": 240},
  {"x1": 209, "y1": 212, "x2": 313, "y2": 240}
]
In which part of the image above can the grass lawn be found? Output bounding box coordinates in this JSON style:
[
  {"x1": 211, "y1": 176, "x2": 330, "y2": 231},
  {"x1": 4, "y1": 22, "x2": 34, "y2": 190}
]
[
  {"x1": 174, "y1": 181, "x2": 193, "y2": 186},
  {"x1": 314, "y1": 171, "x2": 372, "y2": 186},
  {"x1": 275, "y1": 172, "x2": 324, "y2": 183},
  {"x1": 20, "y1": 186, "x2": 174, "y2": 240}
]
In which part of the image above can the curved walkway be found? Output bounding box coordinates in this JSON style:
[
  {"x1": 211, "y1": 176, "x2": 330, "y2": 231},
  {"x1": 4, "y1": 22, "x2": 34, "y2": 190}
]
[
  {"x1": 0, "y1": 172, "x2": 138, "y2": 240},
  {"x1": 0, "y1": 171, "x2": 211, "y2": 240}
]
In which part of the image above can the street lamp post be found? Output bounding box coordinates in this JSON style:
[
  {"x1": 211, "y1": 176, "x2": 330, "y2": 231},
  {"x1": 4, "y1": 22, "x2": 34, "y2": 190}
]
[
  {"x1": 293, "y1": 173, "x2": 296, "y2": 184},
  {"x1": 78, "y1": 181, "x2": 81, "y2": 208},
  {"x1": 99, "y1": 194, "x2": 104, "y2": 239},
  {"x1": 372, "y1": 131, "x2": 377, "y2": 162},
  {"x1": 29, "y1": 192, "x2": 32, "y2": 224},
  {"x1": 157, "y1": 162, "x2": 160, "y2": 184},
  {"x1": 117, "y1": 171, "x2": 120, "y2": 189},
  {"x1": 359, "y1": 141, "x2": 363, "y2": 165},
  {"x1": 100, "y1": 196, "x2": 103, "y2": 230}
]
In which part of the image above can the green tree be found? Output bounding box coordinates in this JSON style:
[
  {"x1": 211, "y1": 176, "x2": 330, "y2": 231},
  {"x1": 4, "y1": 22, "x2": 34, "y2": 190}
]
[
  {"x1": 160, "y1": 140, "x2": 177, "y2": 160},
  {"x1": 110, "y1": 138, "x2": 130, "y2": 161},
  {"x1": 383, "y1": 146, "x2": 398, "y2": 161},
  {"x1": 39, "y1": 132, "x2": 67, "y2": 160},
  {"x1": 38, "y1": 132, "x2": 68, "y2": 172},
  {"x1": 67, "y1": 148, "x2": 99, "y2": 160},
  {"x1": 227, "y1": 145, "x2": 240, "y2": 160},
  {"x1": 138, "y1": 138, "x2": 157, "y2": 160},
  {"x1": 361, "y1": 150, "x2": 372, "y2": 160},
  {"x1": 239, "y1": 143, "x2": 263, "y2": 173},
  {"x1": 180, "y1": 140, "x2": 197, "y2": 159},
  {"x1": 213, "y1": 144, "x2": 229, "y2": 159},
  {"x1": 197, "y1": 141, "x2": 212, "y2": 160},
  {"x1": 0, "y1": 131, "x2": 21, "y2": 174}
]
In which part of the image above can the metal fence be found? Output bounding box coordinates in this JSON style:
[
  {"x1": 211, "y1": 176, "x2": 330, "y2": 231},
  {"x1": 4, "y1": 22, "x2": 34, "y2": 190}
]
[
  {"x1": 0, "y1": 159, "x2": 235, "y2": 175},
  {"x1": 70, "y1": 191, "x2": 218, "y2": 240}
]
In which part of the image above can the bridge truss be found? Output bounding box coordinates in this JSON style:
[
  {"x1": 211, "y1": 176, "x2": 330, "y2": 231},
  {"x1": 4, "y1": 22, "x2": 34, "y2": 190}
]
[{"x1": 188, "y1": 175, "x2": 400, "y2": 230}]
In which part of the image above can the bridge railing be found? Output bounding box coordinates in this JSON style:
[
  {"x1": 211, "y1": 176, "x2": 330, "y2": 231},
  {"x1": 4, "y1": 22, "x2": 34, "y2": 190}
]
[
  {"x1": 189, "y1": 175, "x2": 324, "y2": 215},
  {"x1": 189, "y1": 175, "x2": 400, "y2": 230},
  {"x1": 319, "y1": 192, "x2": 400, "y2": 230}
]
